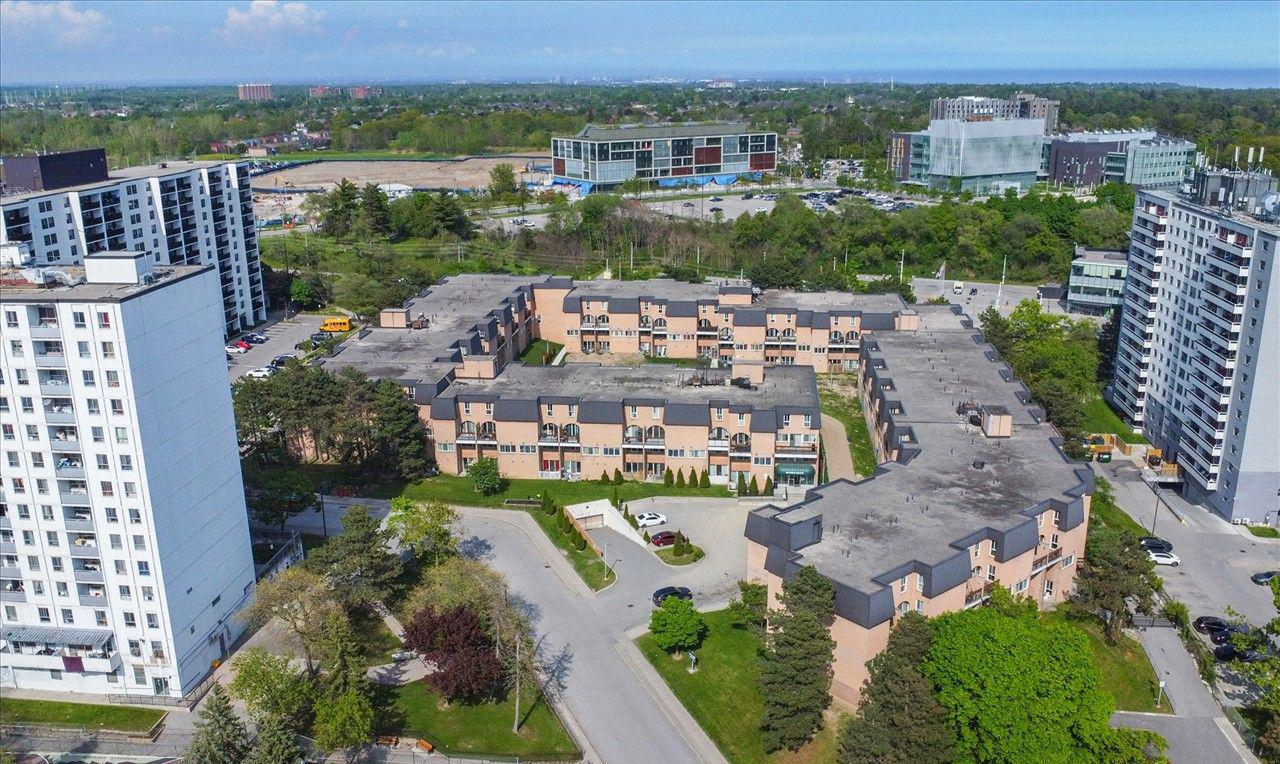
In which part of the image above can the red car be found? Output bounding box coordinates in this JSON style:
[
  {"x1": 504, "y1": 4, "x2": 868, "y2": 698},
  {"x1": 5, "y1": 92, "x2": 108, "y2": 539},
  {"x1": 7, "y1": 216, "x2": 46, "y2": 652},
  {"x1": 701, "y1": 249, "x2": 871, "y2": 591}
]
[
  {"x1": 233, "y1": 339, "x2": 251, "y2": 350},
  {"x1": 650, "y1": 531, "x2": 676, "y2": 547}
]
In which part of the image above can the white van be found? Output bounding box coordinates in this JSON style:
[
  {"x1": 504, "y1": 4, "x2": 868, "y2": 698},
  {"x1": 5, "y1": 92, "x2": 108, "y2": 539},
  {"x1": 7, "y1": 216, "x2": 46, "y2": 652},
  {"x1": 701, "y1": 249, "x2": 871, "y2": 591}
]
[{"x1": 953, "y1": 281, "x2": 964, "y2": 295}]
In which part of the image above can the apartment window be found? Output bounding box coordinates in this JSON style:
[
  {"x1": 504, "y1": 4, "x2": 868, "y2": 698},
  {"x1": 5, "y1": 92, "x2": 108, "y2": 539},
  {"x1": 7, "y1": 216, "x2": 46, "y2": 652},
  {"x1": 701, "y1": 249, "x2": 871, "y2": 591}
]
[
  {"x1": 95, "y1": 610, "x2": 107, "y2": 626},
  {"x1": 105, "y1": 507, "x2": 118, "y2": 523},
  {"x1": 38, "y1": 607, "x2": 51, "y2": 623},
  {"x1": 82, "y1": 370, "x2": 96, "y2": 387},
  {"x1": 60, "y1": 608, "x2": 74, "y2": 624},
  {"x1": 1050, "y1": 533, "x2": 1059, "y2": 550},
  {"x1": 110, "y1": 534, "x2": 123, "y2": 549},
  {"x1": 24, "y1": 425, "x2": 37, "y2": 441},
  {"x1": 132, "y1": 534, "x2": 145, "y2": 551},
  {"x1": 1062, "y1": 554, "x2": 1076, "y2": 568},
  {"x1": 106, "y1": 371, "x2": 120, "y2": 387},
  {"x1": 100, "y1": 342, "x2": 115, "y2": 358},
  {"x1": 898, "y1": 601, "x2": 909, "y2": 616},
  {"x1": 119, "y1": 585, "x2": 132, "y2": 599},
  {"x1": 55, "y1": 582, "x2": 68, "y2": 597},
  {"x1": 96, "y1": 454, "x2": 109, "y2": 469},
  {"x1": 989, "y1": 540, "x2": 998, "y2": 558},
  {"x1": 91, "y1": 426, "x2": 104, "y2": 442},
  {"x1": 100, "y1": 481, "x2": 114, "y2": 497},
  {"x1": 114, "y1": 560, "x2": 127, "y2": 575},
  {"x1": 77, "y1": 341, "x2": 91, "y2": 359},
  {"x1": 141, "y1": 586, "x2": 154, "y2": 602},
  {"x1": 8, "y1": 339, "x2": 22, "y2": 357},
  {"x1": 3, "y1": 310, "x2": 16, "y2": 328},
  {"x1": 97, "y1": 312, "x2": 111, "y2": 329},
  {"x1": 123, "y1": 482, "x2": 137, "y2": 498},
  {"x1": 72, "y1": 311, "x2": 86, "y2": 328},
  {"x1": 86, "y1": 399, "x2": 100, "y2": 415},
  {"x1": 987, "y1": 565, "x2": 996, "y2": 582},
  {"x1": 916, "y1": 600, "x2": 925, "y2": 613},
  {"x1": 3, "y1": 606, "x2": 16, "y2": 621},
  {"x1": 27, "y1": 555, "x2": 40, "y2": 571},
  {"x1": 916, "y1": 575, "x2": 924, "y2": 592},
  {"x1": 50, "y1": 557, "x2": 63, "y2": 572},
  {"x1": 146, "y1": 612, "x2": 159, "y2": 629},
  {"x1": 899, "y1": 576, "x2": 907, "y2": 593},
  {"x1": 45, "y1": 531, "x2": 59, "y2": 547},
  {"x1": 137, "y1": 560, "x2": 150, "y2": 576},
  {"x1": 119, "y1": 455, "x2": 132, "y2": 471}
]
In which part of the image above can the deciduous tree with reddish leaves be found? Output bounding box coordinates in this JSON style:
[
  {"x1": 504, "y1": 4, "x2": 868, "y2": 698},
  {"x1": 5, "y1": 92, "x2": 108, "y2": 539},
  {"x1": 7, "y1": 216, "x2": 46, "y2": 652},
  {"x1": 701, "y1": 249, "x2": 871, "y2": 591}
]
[{"x1": 404, "y1": 605, "x2": 503, "y2": 701}]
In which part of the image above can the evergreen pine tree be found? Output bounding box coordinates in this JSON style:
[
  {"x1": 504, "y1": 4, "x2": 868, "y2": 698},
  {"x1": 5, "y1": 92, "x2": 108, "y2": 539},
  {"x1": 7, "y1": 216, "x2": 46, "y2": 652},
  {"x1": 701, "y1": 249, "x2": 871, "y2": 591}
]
[
  {"x1": 599, "y1": 471, "x2": 611, "y2": 484},
  {"x1": 759, "y1": 566, "x2": 836, "y2": 752},
  {"x1": 748, "y1": 475, "x2": 760, "y2": 495},
  {"x1": 613, "y1": 468, "x2": 624, "y2": 484},
  {"x1": 611, "y1": 485, "x2": 621, "y2": 508},
  {"x1": 764, "y1": 476, "x2": 774, "y2": 495},
  {"x1": 664, "y1": 468, "x2": 674, "y2": 486},
  {"x1": 246, "y1": 714, "x2": 303, "y2": 764},
  {"x1": 370, "y1": 379, "x2": 430, "y2": 480},
  {"x1": 699, "y1": 469, "x2": 710, "y2": 488},
  {"x1": 675, "y1": 469, "x2": 686, "y2": 487},
  {"x1": 737, "y1": 472, "x2": 748, "y2": 494},
  {"x1": 185, "y1": 684, "x2": 250, "y2": 764}
]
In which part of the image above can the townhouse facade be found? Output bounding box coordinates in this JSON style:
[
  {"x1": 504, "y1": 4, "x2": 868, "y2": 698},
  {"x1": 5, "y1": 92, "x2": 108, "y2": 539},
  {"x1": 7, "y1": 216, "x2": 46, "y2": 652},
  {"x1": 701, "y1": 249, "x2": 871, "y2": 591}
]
[
  {"x1": 1108, "y1": 185, "x2": 1280, "y2": 522},
  {"x1": 0, "y1": 250, "x2": 256, "y2": 698},
  {"x1": 324, "y1": 274, "x2": 918, "y2": 489},
  {"x1": 1, "y1": 150, "x2": 267, "y2": 337},
  {"x1": 746, "y1": 305, "x2": 1092, "y2": 706}
]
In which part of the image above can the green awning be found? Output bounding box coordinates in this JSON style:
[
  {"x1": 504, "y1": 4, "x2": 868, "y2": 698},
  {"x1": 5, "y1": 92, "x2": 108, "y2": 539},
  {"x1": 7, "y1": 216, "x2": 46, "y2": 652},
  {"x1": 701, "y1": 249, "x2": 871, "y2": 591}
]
[{"x1": 774, "y1": 463, "x2": 815, "y2": 477}]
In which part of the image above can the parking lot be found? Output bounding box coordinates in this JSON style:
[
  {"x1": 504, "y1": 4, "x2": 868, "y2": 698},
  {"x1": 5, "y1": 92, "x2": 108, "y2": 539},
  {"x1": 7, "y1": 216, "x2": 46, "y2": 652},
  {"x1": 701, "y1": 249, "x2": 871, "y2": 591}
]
[
  {"x1": 911, "y1": 276, "x2": 1070, "y2": 317},
  {"x1": 226, "y1": 313, "x2": 324, "y2": 381}
]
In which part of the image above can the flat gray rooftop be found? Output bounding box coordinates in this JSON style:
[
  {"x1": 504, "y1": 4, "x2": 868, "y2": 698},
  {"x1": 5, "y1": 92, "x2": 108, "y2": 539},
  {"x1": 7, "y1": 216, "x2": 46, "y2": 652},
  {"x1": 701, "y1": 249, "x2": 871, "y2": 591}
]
[
  {"x1": 322, "y1": 273, "x2": 545, "y2": 382},
  {"x1": 0, "y1": 264, "x2": 212, "y2": 304},
  {"x1": 755, "y1": 289, "x2": 908, "y2": 314},
  {"x1": 1, "y1": 160, "x2": 232, "y2": 204},
  {"x1": 1073, "y1": 246, "x2": 1128, "y2": 264},
  {"x1": 769, "y1": 306, "x2": 1084, "y2": 592},
  {"x1": 563, "y1": 278, "x2": 721, "y2": 302},
  {"x1": 442, "y1": 362, "x2": 818, "y2": 409},
  {"x1": 574, "y1": 122, "x2": 752, "y2": 142}
]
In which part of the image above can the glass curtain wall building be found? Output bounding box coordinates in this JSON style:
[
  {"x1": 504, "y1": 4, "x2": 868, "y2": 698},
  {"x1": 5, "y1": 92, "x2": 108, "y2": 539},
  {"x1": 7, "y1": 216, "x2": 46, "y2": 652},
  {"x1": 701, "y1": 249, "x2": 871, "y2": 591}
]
[{"x1": 551, "y1": 123, "x2": 777, "y2": 193}]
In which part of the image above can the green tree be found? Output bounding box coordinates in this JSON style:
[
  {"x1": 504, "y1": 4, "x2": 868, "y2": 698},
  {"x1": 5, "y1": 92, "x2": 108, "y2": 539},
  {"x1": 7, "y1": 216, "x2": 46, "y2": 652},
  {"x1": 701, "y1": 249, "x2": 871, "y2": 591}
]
[
  {"x1": 370, "y1": 378, "x2": 431, "y2": 479},
  {"x1": 468, "y1": 456, "x2": 506, "y2": 496},
  {"x1": 1075, "y1": 478, "x2": 1158, "y2": 644},
  {"x1": 307, "y1": 505, "x2": 403, "y2": 607},
  {"x1": 923, "y1": 605, "x2": 1162, "y2": 763},
  {"x1": 246, "y1": 469, "x2": 319, "y2": 527},
  {"x1": 675, "y1": 468, "x2": 686, "y2": 487},
  {"x1": 289, "y1": 277, "x2": 320, "y2": 309},
  {"x1": 386, "y1": 497, "x2": 458, "y2": 564},
  {"x1": 319, "y1": 179, "x2": 361, "y2": 238},
  {"x1": 246, "y1": 713, "x2": 302, "y2": 764},
  {"x1": 728, "y1": 580, "x2": 768, "y2": 636},
  {"x1": 244, "y1": 567, "x2": 340, "y2": 674},
  {"x1": 838, "y1": 612, "x2": 956, "y2": 764},
  {"x1": 748, "y1": 475, "x2": 760, "y2": 496},
  {"x1": 359, "y1": 183, "x2": 391, "y2": 235},
  {"x1": 488, "y1": 163, "x2": 519, "y2": 196},
  {"x1": 759, "y1": 566, "x2": 836, "y2": 751},
  {"x1": 737, "y1": 472, "x2": 748, "y2": 494},
  {"x1": 664, "y1": 467, "x2": 674, "y2": 486},
  {"x1": 185, "y1": 684, "x2": 250, "y2": 764},
  {"x1": 649, "y1": 595, "x2": 707, "y2": 657},
  {"x1": 228, "y1": 647, "x2": 315, "y2": 728},
  {"x1": 312, "y1": 689, "x2": 374, "y2": 755},
  {"x1": 319, "y1": 609, "x2": 368, "y2": 699},
  {"x1": 698, "y1": 469, "x2": 710, "y2": 488},
  {"x1": 613, "y1": 468, "x2": 624, "y2": 484}
]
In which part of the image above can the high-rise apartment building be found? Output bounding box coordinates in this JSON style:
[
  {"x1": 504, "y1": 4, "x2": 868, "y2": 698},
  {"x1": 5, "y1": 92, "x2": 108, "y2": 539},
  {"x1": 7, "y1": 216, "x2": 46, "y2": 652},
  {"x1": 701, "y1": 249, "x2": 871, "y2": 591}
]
[
  {"x1": 236, "y1": 83, "x2": 274, "y2": 102},
  {"x1": 1108, "y1": 180, "x2": 1280, "y2": 522},
  {"x1": 929, "y1": 93, "x2": 1059, "y2": 134},
  {"x1": 0, "y1": 250, "x2": 256, "y2": 698},
  {"x1": 1, "y1": 152, "x2": 266, "y2": 336},
  {"x1": 551, "y1": 123, "x2": 777, "y2": 193}
]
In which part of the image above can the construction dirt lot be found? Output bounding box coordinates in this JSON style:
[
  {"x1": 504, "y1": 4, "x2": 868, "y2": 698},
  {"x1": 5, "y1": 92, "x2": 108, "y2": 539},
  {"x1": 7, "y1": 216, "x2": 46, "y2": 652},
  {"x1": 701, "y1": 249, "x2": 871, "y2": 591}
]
[{"x1": 253, "y1": 156, "x2": 550, "y2": 193}]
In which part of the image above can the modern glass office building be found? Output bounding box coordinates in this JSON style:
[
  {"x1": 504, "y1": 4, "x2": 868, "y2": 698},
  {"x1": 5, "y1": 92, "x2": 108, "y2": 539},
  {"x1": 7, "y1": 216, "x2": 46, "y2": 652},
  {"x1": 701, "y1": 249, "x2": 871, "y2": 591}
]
[
  {"x1": 551, "y1": 123, "x2": 777, "y2": 193},
  {"x1": 887, "y1": 118, "x2": 1045, "y2": 194}
]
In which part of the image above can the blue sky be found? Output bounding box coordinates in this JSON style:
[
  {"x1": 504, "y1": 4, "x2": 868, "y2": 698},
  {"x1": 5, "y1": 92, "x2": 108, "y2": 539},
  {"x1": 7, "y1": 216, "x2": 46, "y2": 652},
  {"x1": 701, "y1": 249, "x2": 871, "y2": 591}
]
[{"x1": 1, "y1": 0, "x2": 1277, "y2": 86}]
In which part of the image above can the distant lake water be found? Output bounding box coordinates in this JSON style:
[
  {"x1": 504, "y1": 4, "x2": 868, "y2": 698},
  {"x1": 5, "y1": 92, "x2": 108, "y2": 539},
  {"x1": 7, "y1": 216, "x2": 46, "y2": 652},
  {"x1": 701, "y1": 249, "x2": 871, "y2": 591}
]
[{"x1": 844, "y1": 68, "x2": 1279, "y2": 89}]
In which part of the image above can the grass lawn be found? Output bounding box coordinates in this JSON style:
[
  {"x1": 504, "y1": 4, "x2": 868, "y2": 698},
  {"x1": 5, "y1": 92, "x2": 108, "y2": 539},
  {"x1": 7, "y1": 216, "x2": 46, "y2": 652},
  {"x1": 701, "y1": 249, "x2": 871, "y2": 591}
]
[
  {"x1": 519, "y1": 339, "x2": 564, "y2": 366},
  {"x1": 636, "y1": 608, "x2": 840, "y2": 764},
  {"x1": 817, "y1": 377, "x2": 878, "y2": 478},
  {"x1": 400, "y1": 473, "x2": 730, "y2": 509},
  {"x1": 1090, "y1": 491, "x2": 1149, "y2": 537},
  {"x1": 375, "y1": 682, "x2": 578, "y2": 759},
  {"x1": 0, "y1": 697, "x2": 165, "y2": 732},
  {"x1": 1081, "y1": 395, "x2": 1148, "y2": 444},
  {"x1": 657, "y1": 544, "x2": 706, "y2": 565},
  {"x1": 1040, "y1": 606, "x2": 1168, "y2": 713},
  {"x1": 526, "y1": 506, "x2": 616, "y2": 590},
  {"x1": 349, "y1": 607, "x2": 403, "y2": 666},
  {"x1": 1248, "y1": 525, "x2": 1280, "y2": 538}
]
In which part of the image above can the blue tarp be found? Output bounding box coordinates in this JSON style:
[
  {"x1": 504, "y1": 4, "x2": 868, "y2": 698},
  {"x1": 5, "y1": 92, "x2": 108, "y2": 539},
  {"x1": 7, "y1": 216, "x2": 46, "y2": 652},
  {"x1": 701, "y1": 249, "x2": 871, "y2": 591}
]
[
  {"x1": 552, "y1": 178, "x2": 595, "y2": 193},
  {"x1": 656, "y1": 172, "x2": 761, "y2": 188}
]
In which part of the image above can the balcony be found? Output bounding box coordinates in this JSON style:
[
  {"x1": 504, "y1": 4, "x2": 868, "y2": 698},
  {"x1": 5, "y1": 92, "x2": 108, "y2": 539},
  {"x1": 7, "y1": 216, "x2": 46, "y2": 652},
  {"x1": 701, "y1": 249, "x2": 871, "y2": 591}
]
[
  {"x1": 965, "y1": 581, "x2": 995, "y2": 608},
  {"x1": 50, "y1": 438, "x2": 81, "y2": 454},
  {"x1": 73, "y1": 567, "x2": 104, "y2": 583},
  {"x1": 43, "y1": 405, "x2": 76, "y2": 425},
  {"x1": 0, "y1": 643, "x2": 121, "y2": 674},
  {"x1": 34, "y1": 351, "x2": 67, "y2": 369},
  {"x1": 1031, "y1": 548, "x2": 1063, "y2": 575},
  {"x1": 28, "y1": 324, "x2": 62, "y2": 340},
  {"x1": 708, "y1": 438, "x2": 729, "y2": 450},
  {"x1": 64, "y1": 515, "x2": 94, "y2": 531},
  {"x1": 775, "y1": 443, "x2": 819, "y2": 456},
  {"x1": 77, "y1": 589, "x2": 108, "y2": 606}
]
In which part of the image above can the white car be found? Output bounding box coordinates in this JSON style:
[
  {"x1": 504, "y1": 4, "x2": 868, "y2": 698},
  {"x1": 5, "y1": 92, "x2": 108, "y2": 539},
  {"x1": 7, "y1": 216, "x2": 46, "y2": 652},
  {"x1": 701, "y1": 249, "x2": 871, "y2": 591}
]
[
  {"x1": 244, "y1": 367, "x2": 276, "y2": 379},
  {"x1": 522, "y1": 220, "x2": 537, "y2": 228},
  {"x1": 634, "y1": 512, "x2": 667, "y2": 528},
  {"x1": 225, "y1": 344, "x2": 248, "y2": 354},
  {"x1": 1149, "y1": 551, "x2": 1181, "y2": 567}
]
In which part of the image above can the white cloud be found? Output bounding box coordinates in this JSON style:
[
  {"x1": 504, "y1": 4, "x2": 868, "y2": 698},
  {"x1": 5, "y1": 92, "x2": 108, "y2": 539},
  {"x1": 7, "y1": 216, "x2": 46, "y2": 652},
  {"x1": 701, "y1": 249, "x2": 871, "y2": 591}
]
[
  {"x1": 0, "y1": 0, "x2": 109, "y2": 46},
  {"x1": 414, "y1": 42, "x2": 476, "y2": 59},
  {"x1": 222, "y1": 0, "x2": 325, "y2": 38},
  {"x1": 396, "y1": 18, "x2": 409, "y2": 29}
]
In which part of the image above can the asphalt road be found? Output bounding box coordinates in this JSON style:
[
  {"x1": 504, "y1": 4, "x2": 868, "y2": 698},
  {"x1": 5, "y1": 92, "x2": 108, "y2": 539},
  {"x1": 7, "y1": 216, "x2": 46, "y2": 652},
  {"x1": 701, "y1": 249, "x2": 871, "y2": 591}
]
[{"x1": 226, "y1": 313, "x2": 323, "y2": 381}]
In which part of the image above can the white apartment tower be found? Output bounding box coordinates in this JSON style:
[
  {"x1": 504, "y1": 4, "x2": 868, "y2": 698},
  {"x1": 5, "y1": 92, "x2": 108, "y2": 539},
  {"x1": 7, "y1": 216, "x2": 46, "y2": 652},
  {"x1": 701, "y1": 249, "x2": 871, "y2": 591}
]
[
  {"x1": 1108, "y1": 188, "x2": 1280, "y2": 522},
  {"x1": 1, "y1": 150, "x2": 266, "y2": 337},
  {"x1": 0, "y1": 249, "x2": 255, "y2": 698}
]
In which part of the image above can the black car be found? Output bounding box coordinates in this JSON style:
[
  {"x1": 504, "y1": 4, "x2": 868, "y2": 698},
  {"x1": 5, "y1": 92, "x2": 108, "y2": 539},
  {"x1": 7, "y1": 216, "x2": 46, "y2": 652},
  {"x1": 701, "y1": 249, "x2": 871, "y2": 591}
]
[
  {"x1": 652, "y1": 586, "x2": 693, "y2": 606},
  {"x1": 709, "y1": 206, "x2": 723, "y2": 213},
  {"x1": 1210, "y1": 623, "x2": 1258, "y2": 645},
  {"x1": 309, "y1": 332, "x2": 330, "y2": 345},
  {"x1": 1252, "y1": 571, "x2": 1280, "y2": 585},
  {"x1": 1139, "y1": 537, "x2": 1173, "y2": 554},
  {"x1": 270, "y1": 355, "x2": 294, "y2": 368},
  {"x1": 1193, "y1": 616, "x2": 1230, "y2": 634},
  {"x1": 742, "y1": 193, "x2": 755, "y2": 200}
]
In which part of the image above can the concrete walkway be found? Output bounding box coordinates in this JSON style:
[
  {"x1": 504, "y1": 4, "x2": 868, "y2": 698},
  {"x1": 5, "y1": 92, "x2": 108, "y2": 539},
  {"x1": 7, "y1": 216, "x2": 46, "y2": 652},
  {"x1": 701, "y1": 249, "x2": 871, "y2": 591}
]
[{"x1": 820, "y1": 413, "x2": 857, "y2": 481}]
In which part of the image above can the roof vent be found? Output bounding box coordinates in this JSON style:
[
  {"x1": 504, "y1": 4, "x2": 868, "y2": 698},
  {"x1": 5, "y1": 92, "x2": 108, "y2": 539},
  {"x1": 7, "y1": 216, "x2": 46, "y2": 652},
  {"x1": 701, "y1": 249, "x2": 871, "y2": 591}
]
[{"x1": 972, "y1": 460, "x2": 985, "y2": 470}]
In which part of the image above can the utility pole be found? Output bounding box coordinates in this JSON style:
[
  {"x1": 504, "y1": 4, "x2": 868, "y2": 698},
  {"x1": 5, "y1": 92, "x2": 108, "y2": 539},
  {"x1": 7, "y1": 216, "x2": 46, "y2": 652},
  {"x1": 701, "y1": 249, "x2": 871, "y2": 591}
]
[
  {"x1": 512, "y1": 634, "x2": 521, "y2": 732},
  {"x1": 898, "y1": 248, "x2": 905, "y2": 283},
  {"x1": 996, "y1": 252, "x2": 1007, "y2": 306}
]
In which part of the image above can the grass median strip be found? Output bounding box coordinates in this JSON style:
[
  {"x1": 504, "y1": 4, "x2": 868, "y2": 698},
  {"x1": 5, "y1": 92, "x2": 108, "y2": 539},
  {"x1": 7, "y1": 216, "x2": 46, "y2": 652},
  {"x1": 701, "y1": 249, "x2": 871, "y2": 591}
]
[
  {"x1": 1040, "y1": 606, "x2": 1168, "y2": 713},
  {"x1": 0, "y1": 697, "x2": 166, "y2": 733}
]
